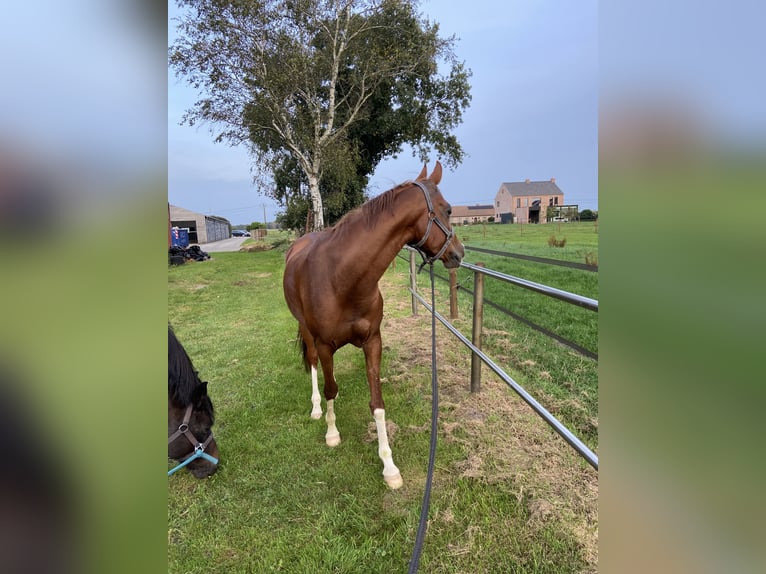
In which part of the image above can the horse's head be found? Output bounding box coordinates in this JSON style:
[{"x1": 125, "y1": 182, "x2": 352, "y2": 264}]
[
  {"x1": 168, "y1": 382, "x2": 219, "y2": 478},
  {"x1": 409, "y1": 161, "x2": 465, "y2": 269}
]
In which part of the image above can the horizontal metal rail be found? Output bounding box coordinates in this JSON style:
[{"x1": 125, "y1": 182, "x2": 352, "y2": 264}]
[
  {"x1": 460, "y1": 261, "x2": 598, "y2": 312},
  {"x1": 464, "y1": 245, "x2": 598, "y2": 272},
  {"x1": 410, "y1": 288, "x2": 599, "y2": 470},
  {"x1": 451, "y1": 279, "x2": 598, "y2": 361}
]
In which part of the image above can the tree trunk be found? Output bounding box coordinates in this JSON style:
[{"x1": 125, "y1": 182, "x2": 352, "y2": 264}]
[{"x1": 306, "y1": 172, "x2": 325, "y2": 231}]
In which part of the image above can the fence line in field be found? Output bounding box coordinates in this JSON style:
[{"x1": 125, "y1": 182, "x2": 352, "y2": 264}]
[
  {"x1": 398, "y1": 251, "x2": 597, "y2": 360},
  {"x1": 403, "y1": 249, "x2": 598, "y2": 470},
  {"x1": 464, "y1": 245, "x2": 598, "y2": 272},
  {"x1": 436, "y1": 274, "x2": 598, "y2": 361},
  {"x1": 459, "y1": 260, "x2": 598, "y2": 311},
  {"x1": 409, "y1": 286, "x2": 598, "y2": 470}
]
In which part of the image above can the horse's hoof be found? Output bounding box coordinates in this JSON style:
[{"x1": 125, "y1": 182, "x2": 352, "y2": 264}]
[
  {"x1": 325, "y1": 432, "x2": 341, "y2": 447},
  {"x1": 310, "y1": 409, "x2": 323, "y2": 420},
  {"x1": 384, "y1": 473, "x2": 403, "y2": 490}
]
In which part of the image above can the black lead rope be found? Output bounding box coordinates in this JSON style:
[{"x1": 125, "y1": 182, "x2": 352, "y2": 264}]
[{"x1": 408, "y1": 262, "x2": 439, "y2": 574}]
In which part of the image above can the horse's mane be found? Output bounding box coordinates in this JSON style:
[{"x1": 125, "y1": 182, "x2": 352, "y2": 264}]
[
  {"x1": 168, "y1": 326, "x2": 213, "y2": 419},
  {"x1": 333, "y1": 181, "x2": 411, "y2": 234}
]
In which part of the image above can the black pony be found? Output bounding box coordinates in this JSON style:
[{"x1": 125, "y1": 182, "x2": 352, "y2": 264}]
[{"x1": 168, "y1": 326, "x2": 219, "y2": 478}]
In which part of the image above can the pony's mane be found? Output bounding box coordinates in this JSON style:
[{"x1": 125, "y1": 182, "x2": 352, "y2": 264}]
[
  {"x1": 168, "y1": 326, "x2": 212, "y2": 419},
  {"x1": 334, "y1": 181, "x2": 412, "y2": 233}
]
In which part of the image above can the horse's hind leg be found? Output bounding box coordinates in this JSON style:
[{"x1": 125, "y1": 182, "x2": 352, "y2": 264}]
[
  {"x1": 300, "y1": 326, "x2": 323, "y2": 419},
  {"x1": 310, "y1": 365, "x2": 322, "y2": 419},
  {"x1": 317, "y1": 343, "x2": 340, "y2": 447}
]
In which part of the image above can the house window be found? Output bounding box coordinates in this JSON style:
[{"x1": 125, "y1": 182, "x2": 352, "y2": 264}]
[
  {"x1": 554, "y1": 197, "x2": 559, "y2": 205},
  {"x1": 516, "y1": 198, "x2": 520, "y2": 208},
  {"x1": 496, "y1": 200, "x2": 500, "y2": 207},
  {"x1": 549, "y1": 198, "x2": 553, "y2": 206}
]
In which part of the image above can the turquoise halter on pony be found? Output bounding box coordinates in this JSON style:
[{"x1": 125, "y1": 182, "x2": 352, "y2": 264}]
[{"x1": 167, "y1": 403, "x2": 218, "y2": 476}]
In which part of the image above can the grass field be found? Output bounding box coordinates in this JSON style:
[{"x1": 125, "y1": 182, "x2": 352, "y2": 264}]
[
  {"x1": 456, "y1": 220, "x2": 599, "y2": 265},
  {"x1": 168, "y1": 227, "x2": 597, "y2": 573}
]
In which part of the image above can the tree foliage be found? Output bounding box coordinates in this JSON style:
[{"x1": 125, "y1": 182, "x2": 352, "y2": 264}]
[{"x1": 169, "y1": 0, "x2": 472, "y2": 231}]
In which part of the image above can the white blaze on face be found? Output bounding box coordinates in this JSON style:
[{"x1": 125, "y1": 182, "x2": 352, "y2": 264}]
[
  {"x1": 310, "y1": 365, "x2": 322, "y2": 419},
  {"x1": 374, "y1": 408, "x2": 403, "y2": 489}
]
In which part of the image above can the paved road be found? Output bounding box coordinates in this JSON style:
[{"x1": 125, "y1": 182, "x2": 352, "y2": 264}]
[{"x1": 193, "y1": 237, "x2": 248, "y2": 253}]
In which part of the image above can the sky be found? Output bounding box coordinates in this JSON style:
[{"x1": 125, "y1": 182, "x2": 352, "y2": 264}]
[{"x1": 168, "y1": 0, "x2": 598, "y2": 226}]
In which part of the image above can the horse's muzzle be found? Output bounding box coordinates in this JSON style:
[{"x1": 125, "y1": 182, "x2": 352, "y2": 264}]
[
  {"x1": 188, "y1": 438, "x2": 220, "y2": 478},
  {"x1": 442, "y1": 240, "x2": 465, "y2": 269},
  {"x1": 189, "y1": 459, "x2": 218, "y2": 479}
]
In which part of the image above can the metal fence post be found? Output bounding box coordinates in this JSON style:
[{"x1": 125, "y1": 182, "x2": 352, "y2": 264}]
[
  {"x1": 449, "y1": 268, "x2": 458, "y2": 319},
  {"x1": 470, "y1": 262, "x2": 485, "y2": 392},
  {"x1": 409, "y1": 250, "x2": 418, "y2": 316}
]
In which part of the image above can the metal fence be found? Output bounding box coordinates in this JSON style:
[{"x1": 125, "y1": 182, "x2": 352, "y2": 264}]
[
  {"x1": 464, "y1": 245, "x2": 598, "y2": 272},
  {"x1": 404, "y1": 248, "x2": 598, "y2": 470}
]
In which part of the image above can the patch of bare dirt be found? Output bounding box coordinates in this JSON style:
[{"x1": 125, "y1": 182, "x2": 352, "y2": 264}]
[
  {"x1": 377, "y1": 273, "x2": 599, "y2": 572},
  {"x1": 239, "y1": 243, "x2": 272, "y2": 252}
]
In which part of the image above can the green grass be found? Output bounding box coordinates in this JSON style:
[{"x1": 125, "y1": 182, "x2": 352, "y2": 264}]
[
  {"x1": 169, "y1": 247, "x2": 596, "y2": 573},
  {"x1": 456, "y1": 220, "x2": 599, "y2": 266},
  {"x1": 450, "y1": 221, "x2": 598, "y2": 357}
]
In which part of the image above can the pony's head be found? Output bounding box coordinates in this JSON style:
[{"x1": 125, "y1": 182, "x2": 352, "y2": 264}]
[
  {"x1": 409, "y1": 161, "x2": 465, "y2": 269},
  {"x1": 167, "y1": 383, "x2": 219, "y2": 478},
  {"x1": 168, "y1": 326, "x2": 219, "y2": 478}
]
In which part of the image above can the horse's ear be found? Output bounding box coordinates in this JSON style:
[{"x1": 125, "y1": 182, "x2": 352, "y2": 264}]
[
  {"x1": 193, "y1": 381, "x2": 209, "y2": 405},
  {"x1": 416, "y1": 164, "x2": 427, "y2": 180},
  {"x1": 194, "y1": 381, "x2": 207, "y2": 402},
  {"x1": 429, "y1": 161, "x2": 443, "y2": 185}
]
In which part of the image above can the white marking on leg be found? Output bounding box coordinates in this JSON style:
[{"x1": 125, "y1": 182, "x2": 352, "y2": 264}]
[
  {"x1": 310, "y1": 365, "x2": 322, "y2": 419},
  {"x1": 374, "y1": 408, "x2": 402, "y2": 489},
  {"x1": 325, "y1": 399, "x2": 341, "y2": 447}
]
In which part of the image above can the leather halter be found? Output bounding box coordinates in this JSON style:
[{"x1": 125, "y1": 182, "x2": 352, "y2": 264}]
[
  {"x1": 408, "y1": 180, "x2": 455, "y2": 269},
  {"x1": 168, "y1": 403, "x2": 218, "y2": 476}
]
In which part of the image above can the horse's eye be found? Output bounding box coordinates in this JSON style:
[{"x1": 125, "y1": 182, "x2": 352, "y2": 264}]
[{"x1": 447, "y1": 207, "x2": 452, "y2": 216}]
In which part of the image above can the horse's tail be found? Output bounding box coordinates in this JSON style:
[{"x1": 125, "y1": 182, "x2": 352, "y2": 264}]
[{"x1": 296, "y1": 329, "x2": 311, "y2": 373}]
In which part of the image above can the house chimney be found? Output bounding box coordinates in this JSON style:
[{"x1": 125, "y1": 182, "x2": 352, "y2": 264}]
[
  {"x1": 550, "y1": 177, "x2": 556, "y2": 183},
  {"x1": 525, "y1": 178, "x2": 530, "y2": 183}
]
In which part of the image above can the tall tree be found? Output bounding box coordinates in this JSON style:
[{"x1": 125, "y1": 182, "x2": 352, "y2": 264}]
[{"x1": 170, "y1": 0, "x2": 471, "y2": 230}]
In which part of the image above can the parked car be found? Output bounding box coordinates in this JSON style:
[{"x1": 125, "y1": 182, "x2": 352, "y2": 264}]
[
  {"x1": 231, "y1": 230, "x2": 251, "y2": 237},
  {"x1": 551, "y1": 217, "x2": 569, "y2": 222}
]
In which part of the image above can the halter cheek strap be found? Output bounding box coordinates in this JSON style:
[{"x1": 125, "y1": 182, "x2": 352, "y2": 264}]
[
  {"x1": 168, "y1": 403, "x2": 219, "y2": 476},
  {"x1": 408, "y1": 180, "x2": 454, "y2": 270}
]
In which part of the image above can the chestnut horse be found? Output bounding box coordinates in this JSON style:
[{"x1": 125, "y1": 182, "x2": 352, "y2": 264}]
[{"x1": 283, "y1": 162, "x2": 464, "y2": 489}]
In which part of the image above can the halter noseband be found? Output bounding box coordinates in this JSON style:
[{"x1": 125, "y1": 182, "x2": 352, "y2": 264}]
[
  {"x1": 168, "y1": 403, "x2": 218, "y2": 476},
  {"x1": 408, "y1": 180, "x2": 455, "y2": 270}
]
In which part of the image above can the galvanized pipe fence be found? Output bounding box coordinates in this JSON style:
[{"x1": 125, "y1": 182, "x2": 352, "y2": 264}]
[
  {"x1": 464, "y1": 245, "x2": 598, "y2": 272},
  {"x1": 403, "y1": 248, "x2": 598, "y2": 470},
  {"x1": 459, "y1": 260, "x2": 598, "y2": 311}
]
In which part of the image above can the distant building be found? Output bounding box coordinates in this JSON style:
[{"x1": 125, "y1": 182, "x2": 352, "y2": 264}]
[
  {"x1": 169, "y1": 204, "x2": 231, "y2": 244},
  {"x1": 449, "y1": 204, "x2": 495, "y2": 225},
  {"x1": 494, "y1": 178, "x2": 564, "y2": 223}
]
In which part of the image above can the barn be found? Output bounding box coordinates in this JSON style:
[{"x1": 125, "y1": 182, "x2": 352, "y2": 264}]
[
  {"x1": 449, "y1": 204, "x2": 495, "y2": 226},
  {"x1": 169, "y1": 204, "x2": 231, "y2": 244}
]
